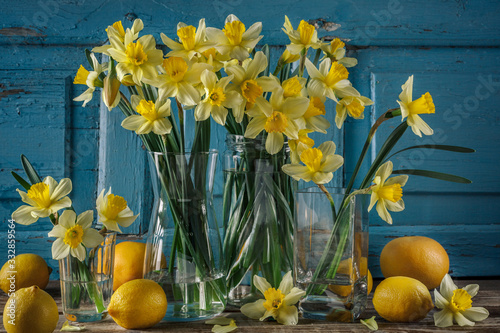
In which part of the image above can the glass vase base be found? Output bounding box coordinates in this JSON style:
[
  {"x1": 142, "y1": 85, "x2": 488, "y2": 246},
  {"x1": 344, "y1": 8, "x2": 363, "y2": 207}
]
[
  {"x1": 298, "y1": 280, "x2": 368, "y2": 322},
  {"x1": 65, "y1": 311, "x2": 108, "y2": 323},
  {"x1": 227, "y1": 287, "x2": 262, "y2": 307}
]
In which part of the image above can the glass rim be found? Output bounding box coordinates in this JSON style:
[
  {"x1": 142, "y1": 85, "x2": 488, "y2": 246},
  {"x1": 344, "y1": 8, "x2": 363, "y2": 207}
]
[
  {"x1": 296, "y1": 186, "x2": 360, "y2": 195},
  {"x1": 149, "y1": 149, "x2": 218, "y2": 156}
]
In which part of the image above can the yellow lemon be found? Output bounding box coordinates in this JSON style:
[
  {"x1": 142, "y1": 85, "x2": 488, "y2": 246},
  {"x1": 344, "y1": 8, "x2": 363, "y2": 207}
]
[
  {"x1": 367, "y1": 269, "x2": 373, "y2": 295},
  {"x1": 380, "y1": 236, "x2": 449, "y2": 289},
  {"x1": 112, "y1": 241, "x2": 146, "y2": 291},
  {"x1": 372, "y1": 276, "x2": 433, "y2": 322},
  {"x1": 108, "y1": 279, "x2": 167, "y2": 329},
  {"x1": 0, "y1": 254, "x2": 51, "y2": 293},
  {"x1": 3, "y1": 285, "x2": 59, "y2": 333}
]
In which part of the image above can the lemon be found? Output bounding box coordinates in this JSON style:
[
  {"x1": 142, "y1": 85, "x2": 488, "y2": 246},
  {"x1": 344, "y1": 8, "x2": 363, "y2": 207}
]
[
  {"x1": 380, "y1": 236, "x2": 449, "y2": 289},
  {"x1": 108, "y1": 279, "x2": 167, "y2": 329},
  {"x1": 373, "y1": 276, "x2": 433, "y2": 322},
  {"x1": 3, "y1": 285, "x2": 59, "y2": 333},
  {"x1": 328, "y1": 258, "x2": 372, "y2": 296},
  {"x1": 0, "y1": 254, "x2": 51, "y2": 293}
]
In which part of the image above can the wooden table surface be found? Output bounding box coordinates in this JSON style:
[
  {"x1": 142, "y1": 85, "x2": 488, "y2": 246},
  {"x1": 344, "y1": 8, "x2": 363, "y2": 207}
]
[{"x1": 1, "y1": 280, "x2": 498, "y2": 332}]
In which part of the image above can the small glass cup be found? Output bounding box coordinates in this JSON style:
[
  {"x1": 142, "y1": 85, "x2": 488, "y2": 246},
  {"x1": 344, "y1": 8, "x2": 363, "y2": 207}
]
[{"x1": 59, "y1": 232, "x2": 116, "y2": 323}]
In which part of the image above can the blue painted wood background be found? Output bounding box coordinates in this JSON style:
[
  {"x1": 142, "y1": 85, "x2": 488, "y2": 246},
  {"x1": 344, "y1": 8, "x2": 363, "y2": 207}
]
[{"x1": 1, "y1": 0, "x2": 499, "y2": 279}]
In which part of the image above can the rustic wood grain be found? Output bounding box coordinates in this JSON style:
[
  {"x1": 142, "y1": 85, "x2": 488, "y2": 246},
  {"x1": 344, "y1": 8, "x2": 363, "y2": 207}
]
[{"x1": 1, "y1": 280, "x2": 498, "y2": 332}]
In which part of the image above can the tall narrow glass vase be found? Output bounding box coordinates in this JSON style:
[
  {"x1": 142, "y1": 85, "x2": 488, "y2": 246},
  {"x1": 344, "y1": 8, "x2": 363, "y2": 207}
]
[
  {"x1": 223, "y1": 134, "x2": 295, "y2": 306},
  {"x1": 143, "y1": 150, "x2": 226, "y2": 322},
  {"x1": 294, "y1": 187, "x2": 369, "y2": 321}
]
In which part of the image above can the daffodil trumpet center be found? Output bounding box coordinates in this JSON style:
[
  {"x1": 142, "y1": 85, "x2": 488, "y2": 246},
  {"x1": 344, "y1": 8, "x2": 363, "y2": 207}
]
[
  {"x1": 282, "y1": 77, "x2": 302, "y2": 98},
  {"x1": 27, "y1": 183, "x2": 52, "y2": 208},
  {"x1": 241, "y1": 79, "x2": 263, "y2": 104},
  {"x1": 408, "y1": 92, "x2": 435, "y2": 115},
  {"x1": 63, "y1": 225, "x2": 84, "y2": 249},
  {"x1": 74, "y1": 65, "x2": 90, "y2": 85},
  {"x1": 324, "y1": 62, "x2": 349, "y2": 88},
  {"x1": 177, "y1": 25, "x2": 196, "y2": 50},
  {"x1": 329, "y1": 38, "x2": 345, "y2": 54},
  {"x1": 300, "y1": 148, "x2": 323, "y2": 172},
  {"x1": 263, "y1": 288, "x2": 285, "y2": 311},
  {"x1": 264, "y1": 111, "x2": 289, "y2": 134},
  {"x1": 378, "y1": 183, "x2": 403, "y2": 202},
  {"x1": 223, "y1": 21, "x2": 246, "y2": 45},
  {"x1": 450, "y1": 289, "x2": 473, "y2": 313},
  {"x1": 346, "y1": 100, "x2": 364, "y2": 118},
  {"x1": 103, "y1": 194, "x2": 128, "y2": 220},
  {"x1": 304, "y1": 97, "x2": 326, "y2": 118},
  {"x1": 107, "y1": 21, "x2": 125, "y2": 39},
  {"x1": 208, "y1": 87, "x2": 226, "y2": 106},
  {"x1": 298, "y1": 20, "x2": 315, "y2": 45},
  {"x1": 163, "y1": 57, "x2": 188, "y2": 82},
  {"x1": 125, "y1": 41, "x2": 148, "y2": 66}
]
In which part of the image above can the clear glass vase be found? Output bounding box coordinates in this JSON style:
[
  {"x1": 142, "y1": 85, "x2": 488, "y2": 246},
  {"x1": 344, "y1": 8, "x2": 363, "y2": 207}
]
[
  {"x1": 223, "y1": 134, "x2": 295, "y2": 306},
  {"x1": 143, "y1": 150, "x2": 226, "y2": 322},
  {"x1": 59, "y1": 231, "x2": 116, "y2": 323},
  {"x1": 294, "y1": 187, "x2": 369, "y2": 321}
]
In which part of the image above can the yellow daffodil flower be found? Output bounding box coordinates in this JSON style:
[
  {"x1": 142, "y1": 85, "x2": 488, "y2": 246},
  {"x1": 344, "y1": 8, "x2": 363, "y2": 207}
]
[
  {"x1": 305, "y1": 58, "x2": 359, "y2": 103},
  {"x1": 48, "y1": 210, "x2": 104, "y2": 261},
  {"x1": 282, "y1": 16, "x2": 322, "y2": 55},
  {"x1": 225, "y1": 51, "x2": 279, "y2": 122},
  {"x1": 288, "y1": 129, "x2": 315, "y2": 164},
  {"x1": 397, "y1": 75, "x2": 436, "y2": 137},
  {"x1": 92, "y1": 19, "x2": 144, "y2": 55},
  {"x1": 282, "y1": 141, "x2": 344, "y2": 184},
  {"x1": 161, "y1": 19, "x2": 214, "y2": 60},
  {"x1": 241, "y1": 271, "x2": 306, "y2": 325},
  {"x1": 244, "y1": 89, "x2": 309, "y2": 154},
  {"x1": 122, "y1": 95, "x2": 173, "y2": 135},
  {"x1": 302, "y1": 94, "x2": 330, "y2": 134},
  {"x1": 278, "y1": 49, "x2": 301, "y2": 65},
  {"x1": 368, "y1": 161, "x2": 408, "y2": 224},
  {"x1": 107, "y1": 32, "x2": 163, "y2": 85},
  {"x1": 206, "y1": 14, "x2": 263, "y2": 61},
  {"x1": 195, "y1": 70, "x2": 243, "y2": 126},
  {"x1": 73, "y1": 53, "x2": 103, "y2": 107},
  {"x1": 335, "y1": 95, "x2": 374, "y2": 129},
  {"x1": 96, "y1": 188, "x2": 139, "y2": 232},
  {"x1": 144, "y1": 56, "x2": 212, "y2": 107},
  {"x1": 320, "y1": 38, "x2": 358, "y2": 68},
  {"x1": 197, "y1": 47, "x2": 231, "y2": 72},
  {"x1": 12, "y1": 176, "x2": 72, "y2": 225},
  {"x1": 434, "y1": 274, "x2": 489, "y2": 327},
  {"x1": 281, "y1": 76, "x2": 307, "y2": 98}
]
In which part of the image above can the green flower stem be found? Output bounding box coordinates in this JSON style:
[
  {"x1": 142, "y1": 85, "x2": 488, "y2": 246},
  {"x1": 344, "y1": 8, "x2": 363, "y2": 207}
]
[
  {"x1": 176, "y1": 98, "x2": 185, "y2": 153},
  {"x1": 76, "y1": 258, "x2": 106, "y2": 314},
  {"x1": 298, "y1": 49, "x2": 307, "y2": 77},
  {"x1": 344, "y1": 108, "x2": 401, "y2": 198}
]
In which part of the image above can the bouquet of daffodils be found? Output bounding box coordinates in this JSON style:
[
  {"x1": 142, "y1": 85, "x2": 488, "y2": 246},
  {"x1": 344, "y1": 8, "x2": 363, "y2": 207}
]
[
  {"x1": 71, "y1": 14, "x2": 473, "y2": 323},
  {"x1": 10, "y1": 155, "x2": 138, "y2": 316}
]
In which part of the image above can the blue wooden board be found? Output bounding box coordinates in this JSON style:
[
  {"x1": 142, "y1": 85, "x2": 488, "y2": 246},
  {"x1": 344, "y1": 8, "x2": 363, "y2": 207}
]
[{"x1": 0, "y1": 0, "x2": 499, "y2": 278}]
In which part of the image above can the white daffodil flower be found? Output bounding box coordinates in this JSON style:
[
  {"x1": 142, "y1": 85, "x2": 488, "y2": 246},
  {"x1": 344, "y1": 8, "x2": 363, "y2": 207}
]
[
  {"x1": 195, "y1": 70, "x2": 243, "y2": 126},
  {"x1": 302, "y1": 93, "x2": 330, "y2": 134},
  {"x1": 225, "y1": 51, "x2": 279, "y2": 122},
  {"x1": 282, "y1": 16, "x2": 322, "y2": 55},
  {"x1": 434, "y1": 274, "x2": 489, "y2": 327},
  {"x1": 144, "y1": 56, "x2": 212, "y2": 107},
  {"x1": 244, "y1": 89, "x2": 309, "y2": 155},
  {"x1": 282, "y1": 141, "x2": 344, "y2": 184},
  {"x1": 305, "y1": 58, "x2": 359, "y2": 103},
  {"x1": 206, "y1": 14, "x2": 263, "y2": 62},
  {"x1": 12, "y1": 176, "x2": 72, "y2": 225},
  {"x1": 48, "y1": 210, "x2": 104, "y2": 262},
  {"x1": 122, "y1": 95, "x2": 173, "y2": 135},
  {"x1": 397, "y1": 75, "x2": 436, "y2": 137},
  {"x1": 161, "y1": 19, "x2": 214, "y2": 60},
  {"x1": 368, "y1": 161, "x2": 408, "y2": 224},
  {"x1": 73, "y1": 53, "x2": 103, "y2": 107},
  {"x1": 96, "y1": 188, "x2": 139, "y2": 233},
  {"x1": 241, "y1": 271, "x2": 306, "y2": 325}
]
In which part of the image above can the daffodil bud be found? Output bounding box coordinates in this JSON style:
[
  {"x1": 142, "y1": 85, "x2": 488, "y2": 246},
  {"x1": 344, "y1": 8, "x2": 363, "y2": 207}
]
[
  {"x1": 120, "y1": 75, "x2": 136, "y2": 86},
  {"x1": 102, "y1": 75, "x2": 121, "y2": 111},
  {"x1": 279, "y1": 49, "x2": 301, "y2": 64}
]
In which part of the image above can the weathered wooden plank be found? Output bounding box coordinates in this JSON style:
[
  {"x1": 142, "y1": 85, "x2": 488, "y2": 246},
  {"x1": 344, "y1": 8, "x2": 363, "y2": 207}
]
[
  {"x1": 0, "y1": 0, "x2": 499, "y2": 46},
  {"x1": 0, "y1": 280, "x2": 498, "y2": 332}
]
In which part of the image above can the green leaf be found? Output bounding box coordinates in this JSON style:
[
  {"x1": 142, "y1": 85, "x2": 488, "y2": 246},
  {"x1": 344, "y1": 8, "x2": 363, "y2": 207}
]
[
  {"x1": 85, "y1": 49, "x2": 94, "y2": 70},
  {"x1": 20, "y1": 154, "x2": 42, "y2": 185},
  {"x1": 11, "y1": 171, "x2": 31, "y2": 191},
  {"x1": 386, "y1": 144, "x2": 475, "y2": 161},
  {"x1": 392, "y1": 169, "x2": 472, "y2": 184}
]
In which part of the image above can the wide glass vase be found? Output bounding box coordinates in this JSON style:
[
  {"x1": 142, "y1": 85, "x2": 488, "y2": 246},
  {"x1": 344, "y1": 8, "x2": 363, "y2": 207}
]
[
  {"x1": 294, "y1": 187, "x2": 369, "y2": 321},
  {"x1": 59, "y1": 231, "x2": 116, "y2": 323},
  {"x1": 223, "y1": 134, "x2": 295, "y2": 306},
  {"x1": 143, "y1": 150, "x2": 226, "y2": 322}
]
